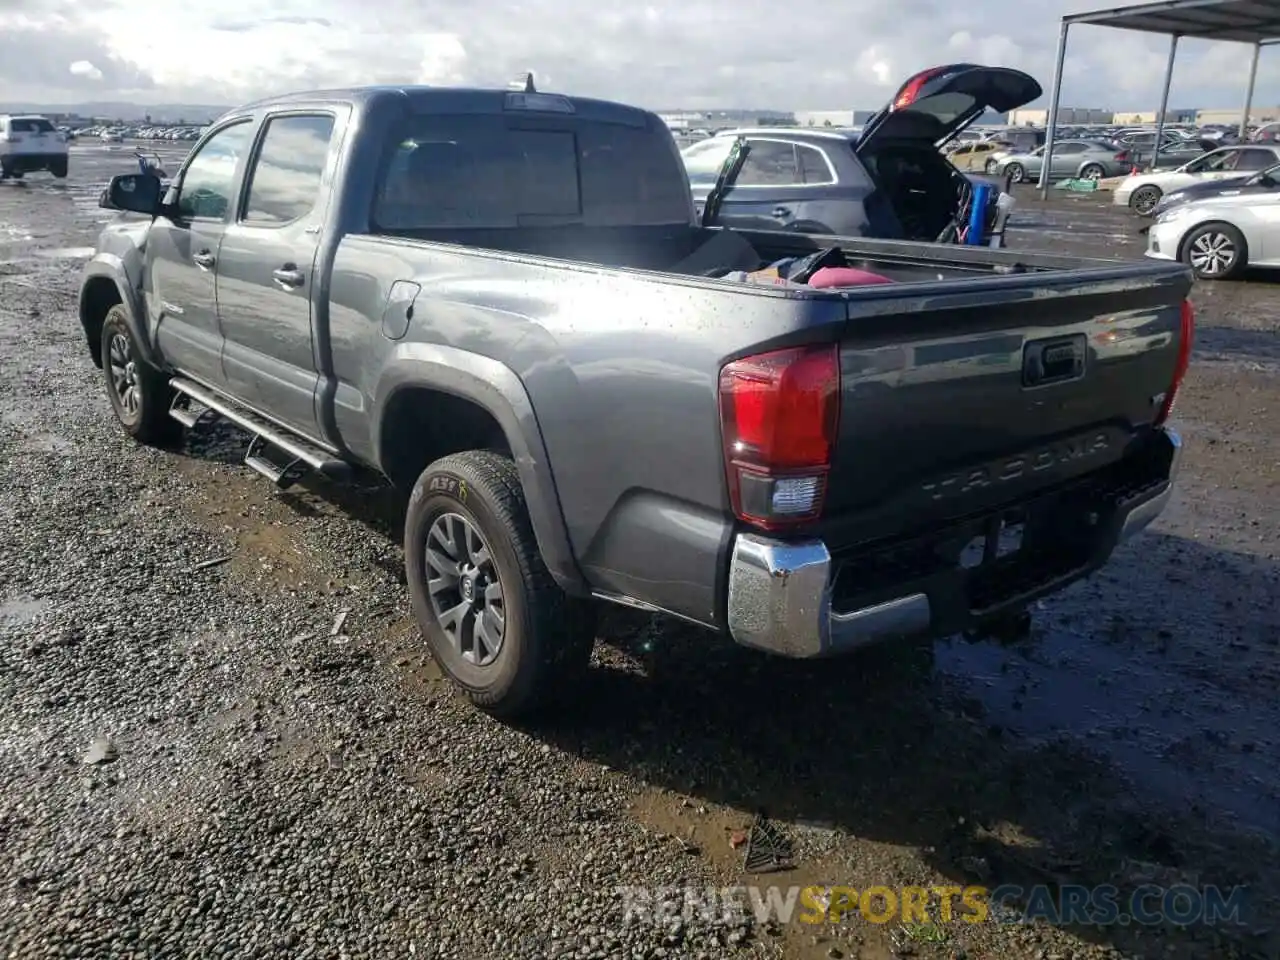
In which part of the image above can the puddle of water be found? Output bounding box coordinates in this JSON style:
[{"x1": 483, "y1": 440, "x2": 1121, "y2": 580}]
[
  {"x1": 939, "y1": 630, "x2": 1280, "y2": 839},
  {"x1": 0, "y1": 595, "x2": 50, "y2": 626}
]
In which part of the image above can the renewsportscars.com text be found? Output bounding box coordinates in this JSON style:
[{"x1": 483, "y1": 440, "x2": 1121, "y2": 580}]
[{"x1": 617, "y1": 883, "x2": 1250, "y2": 928}]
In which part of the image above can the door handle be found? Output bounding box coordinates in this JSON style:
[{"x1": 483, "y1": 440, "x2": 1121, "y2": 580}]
[
  {"x1": 192, "y1": 251, "x2": 215, "y2": 270},
  {"x1": 272, "y1": 266, "x2": 305, "y2": 289},
  {"x1": 773, "y1": 206, "x2": 792, "y2": 218}
]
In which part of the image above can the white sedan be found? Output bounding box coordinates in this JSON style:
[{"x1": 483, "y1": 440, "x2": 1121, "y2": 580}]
[
  {"x1": 1114, "y1": 144, "x2": 1280, "y2": 215},
  {"x1": 1144, "y1": 172, "x2": 1280, "y2": 280}
]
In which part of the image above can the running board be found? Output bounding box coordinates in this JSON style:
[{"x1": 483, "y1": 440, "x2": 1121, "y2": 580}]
[{"x1": 168, "y1": 377, "x2": 351, "y2": 489}]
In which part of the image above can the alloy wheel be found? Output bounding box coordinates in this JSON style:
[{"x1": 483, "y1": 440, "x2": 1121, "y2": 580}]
[
  {"x1": 1188, "y1": 231, "x2": 1236, "y2": 276},
  {"x1": 107, "y1": 333, "x2": 140, "y2": 418},
  {"x1": 424, "y1": 512, "x2": 506, "y2": 667}
]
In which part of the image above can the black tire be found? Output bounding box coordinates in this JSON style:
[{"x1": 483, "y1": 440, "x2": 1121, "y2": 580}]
[
  {"x1": 1005, "y1": 162, "x2": 1025, "y2": 184},
  {"x1": 1129, "y1": 184, "x2": 1162, "y2": 215},
  {"x1": 50, "y1": 158, "x2": 68, "y2": 179},
  {"x1": 1080, "y1": 163, "x2": 1105, "y2": 180},
  {"x1": 404, "y1": 450, "x2": 597, "y2": 719},
  {"x1": 100, "y1": 305, "x2": 181, "y2": 446},
  {"x1": 1180, "y1": 221, "x2": 1248, "y2": 281}
]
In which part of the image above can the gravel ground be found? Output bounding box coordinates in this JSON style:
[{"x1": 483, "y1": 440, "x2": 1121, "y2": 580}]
[{"x1": 1, "y1": 145, "x2": 1277, "y2": 960}]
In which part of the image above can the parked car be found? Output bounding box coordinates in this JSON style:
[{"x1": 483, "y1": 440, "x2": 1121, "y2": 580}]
[
  {"x1": 989, "y1": 139, "x2": 1132, "y2": 183},
  {"x1": 685, "y1": 63, "x2": 1043, "y2": 245},
  {"x1": 0, "y1": 114, "x2": 68, "y2": 179},
  {"x1": 80, "y1": 81, "x2": 1192, "y2": 719},
  {"x1": 983, "y1": 128, "x2": 1046, "y2": 153},
  {"x1": 1252, "y1": 122, "x2": 1280, "y2": 142},
  {"x1": 1146, "y1": 174, "x2": 1280, "y2": 279},
  {"x1": 1151, "y1": 161, "x2": 1279, "y2": 217},
  {"x1": 1113, "y1": 144, "x2": 1280, "y2": 215},
  {"x1": 947, "y1": 139, "x2": 1013, "y2": 171}
]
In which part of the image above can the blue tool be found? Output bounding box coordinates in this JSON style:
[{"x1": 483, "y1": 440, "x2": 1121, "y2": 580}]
[{"x1": 966, "y1": 182, "x2": 992, "y2": 245}]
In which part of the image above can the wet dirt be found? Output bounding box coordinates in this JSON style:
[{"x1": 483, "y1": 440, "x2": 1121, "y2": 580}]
[{"x1": 1, "y1": 149, "x2": 1277, "y2": 960}]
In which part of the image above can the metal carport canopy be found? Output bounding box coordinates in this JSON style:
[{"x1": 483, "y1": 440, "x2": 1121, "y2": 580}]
[{"x1": 1037, "y1": 0, "x2": 1280, "y2": 197}]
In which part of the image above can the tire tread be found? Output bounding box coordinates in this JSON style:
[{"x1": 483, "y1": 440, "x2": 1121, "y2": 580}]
[{"x1": 407, "y1": 450, "x2": 595, "y2": 718}]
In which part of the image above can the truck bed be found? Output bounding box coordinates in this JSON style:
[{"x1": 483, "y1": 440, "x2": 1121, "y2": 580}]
[
  {"x1": 331, "y1": 224, "x2": 1190, "y2": 627},
  {"x1": 372, "y1": 222, "x2": 1180, "y2": 287}
]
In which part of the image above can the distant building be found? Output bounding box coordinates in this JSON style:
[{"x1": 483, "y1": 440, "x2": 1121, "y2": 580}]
[
  {"x1": 1111, "y1": 109, "x2": 1197, "y2": 124},
  {"x1": 1196, "y1": 106, "x2": 1280, "y2": 125},
  {"x1": 1008, "y1": 107, "x2": 1112, "y2": 126},
  {"x1": 795, "y1": 110, "x2": 855, "y2": 128}
]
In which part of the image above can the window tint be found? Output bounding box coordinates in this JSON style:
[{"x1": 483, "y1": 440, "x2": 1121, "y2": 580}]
[
  {"x1": 243, "y1": 115, "x2": 335, "y2": 224},
  {"x1": 680, "y1": 137, "x2": 735, "y2": 186},
  {"x1": 737, "y1": 141, "x2": 801, "y2": 186},
  {"x1": 1235, "y1": 149, "x2": 1276, "y2": 171},
  {"x1": 1055, "y1": 142, "x2": 1085, "y2": 155},
  {"x1": 177, "y1": 122, "x2": 254, "y2": 220},
  {"x1": 10, "y1": 118, "x2": 55, "y2": 134},
  {"x1": 373, "y1": 114, "x2": 691, "y2": 230},
  {"x1": 797, "y1": 144, "x2": 834, "y2": 184}
]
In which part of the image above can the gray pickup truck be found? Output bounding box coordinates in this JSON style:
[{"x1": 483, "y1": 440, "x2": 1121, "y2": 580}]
[{"x1": 79, "y1": 81, "x2": 1194, "y2": 719}]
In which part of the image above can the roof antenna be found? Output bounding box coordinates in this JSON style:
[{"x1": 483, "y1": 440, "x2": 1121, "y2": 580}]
[{"x1": 509, "y1": 71, "x2": 536, "y2": 93}]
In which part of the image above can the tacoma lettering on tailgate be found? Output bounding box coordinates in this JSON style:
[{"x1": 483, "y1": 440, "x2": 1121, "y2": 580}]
[{"x1": 921, "y1": 432, "x2": 1112, "y2": 502}]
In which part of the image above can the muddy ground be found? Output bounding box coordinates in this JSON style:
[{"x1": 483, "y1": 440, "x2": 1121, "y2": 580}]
[{"x1": 0, "y1": 144, "x2": 1277, "y2": 960}]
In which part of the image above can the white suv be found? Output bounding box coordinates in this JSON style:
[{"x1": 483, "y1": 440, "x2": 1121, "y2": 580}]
[{"x1": 0, "y1": 115, "x2": 69, "y2": 180}]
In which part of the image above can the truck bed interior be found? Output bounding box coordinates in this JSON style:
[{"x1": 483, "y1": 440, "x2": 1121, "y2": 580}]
[{"x1": 370, "y1": 223, "x2": 1065, "y2": 289}]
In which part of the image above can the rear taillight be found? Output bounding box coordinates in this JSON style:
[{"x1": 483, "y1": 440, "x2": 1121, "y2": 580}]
[
  {"x1": 718, "y1": 345, "x2": 840, "y2": 530},
  {"x1": 1154, "y1": 299, "x2": 1194, "y2": 426},
  {"x1": 1115, "y1": 150, "x2": 1129, "y2": 162}
]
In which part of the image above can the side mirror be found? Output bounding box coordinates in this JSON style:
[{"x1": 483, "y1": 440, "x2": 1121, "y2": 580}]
[{"x1": 100, "y1": 172, "x2": 162, "y2": 215}]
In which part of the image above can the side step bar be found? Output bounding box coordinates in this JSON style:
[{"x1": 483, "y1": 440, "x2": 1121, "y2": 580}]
[{"x1": 169, "y1": 377, "x2": 352, "y2": 490}]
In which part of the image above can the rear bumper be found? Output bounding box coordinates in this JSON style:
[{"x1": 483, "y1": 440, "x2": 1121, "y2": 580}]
[
  {"x1": 726, "y1": 427, "x2": 1182, "y2": 658},
  {"x1": 0, "y1": 152, "x2": 67, "y2": 173}
]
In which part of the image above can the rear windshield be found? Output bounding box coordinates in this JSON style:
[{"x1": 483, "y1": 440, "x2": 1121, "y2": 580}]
[
  {"x1": 372, "y1": 114, "x2": 693, "y2": 230},
  {"x1": 9, "y1": 118, "x2": 55, "y2": 134}
]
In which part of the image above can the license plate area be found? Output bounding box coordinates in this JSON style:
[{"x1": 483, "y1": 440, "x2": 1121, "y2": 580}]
[{"x1": 959, "y1": 513, "x2": 1025, "y2": 570}]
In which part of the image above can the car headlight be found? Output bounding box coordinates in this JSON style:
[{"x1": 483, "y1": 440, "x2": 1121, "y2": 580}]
[{"x1": 1154, "y1": 205, "x2": 1192, "y2": 224}]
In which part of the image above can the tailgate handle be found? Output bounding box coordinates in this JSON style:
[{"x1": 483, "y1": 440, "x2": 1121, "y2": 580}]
[{"x1": 1023, "y1": 334, "x2": 1086, "y2": 387}]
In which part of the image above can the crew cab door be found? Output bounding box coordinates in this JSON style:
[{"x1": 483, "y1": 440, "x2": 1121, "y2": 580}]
[
  {"x1": 214, "y1": 112, "x2": 343, "y2": 440},
  {"x1": 147, "y1": 119, "x2": 256, "y2": 388}
]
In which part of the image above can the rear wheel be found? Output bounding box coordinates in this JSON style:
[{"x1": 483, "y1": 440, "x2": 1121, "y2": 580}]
[
  {"x1": 405, "y1": 450, "x2": 597, "y2": 719},
  {"x1": 1128, "y1": 185, "x2": 1162, "y2": 215},
  {"x1": 100, "y1": 305, "x2": 181, "y2": 446},
  {"x1": 1181, "y1": 222, "x2": 1247, "y2": 280},
  {"x1": 50, "y1": 157, "x2": 68, "y2": 179},
  {"x1": 1080, "y1": 163, "x2": 1105, "y2": 180},
  {"x1": 1005, "y1": 162, "x2": 1025, "y2": 184}
]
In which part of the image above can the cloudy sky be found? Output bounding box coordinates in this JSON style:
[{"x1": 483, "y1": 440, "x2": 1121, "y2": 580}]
[{"x1": 0, "y1": 0, "x2": 1275, "y2": 111}]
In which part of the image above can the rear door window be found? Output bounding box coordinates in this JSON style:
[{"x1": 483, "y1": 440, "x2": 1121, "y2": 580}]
[
  {"x1": 737, "y1": 140, "x2": 801, "y2": 185},
  {"x1": 1235, "y1": 148, "x2": 1278, "y2": 171},
  {"x1": 10, "y1": 118, "x2": 55, "y2": 134},
  {"x1": 374, "y1": 113, "x2": 690, "y2": 229},
  {"x1": 242, "y1": 114, "x2": 336, "y2": 225},
  {"x1": 797, "y1": 144, "x2": 835, "y2": 184},
  {"x1": 680, "y1": 137, "x2": 735, "y2": 186}
]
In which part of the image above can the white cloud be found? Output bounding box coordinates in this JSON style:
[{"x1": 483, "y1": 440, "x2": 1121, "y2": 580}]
[
  {"x1": 68, "y1": 60, "x2": 102, "y2": 81},
  {"x1": 0, "y1": 0, "x2": 1276, "y2": 115},
  {"x1": 416, "y1": 32, "x2": 468, "y2": 85}
]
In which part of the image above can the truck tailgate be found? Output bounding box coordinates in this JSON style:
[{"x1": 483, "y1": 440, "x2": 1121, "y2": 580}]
[{"x1": 822, "y1": 268, "x2": 1191, "y2": 543}]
